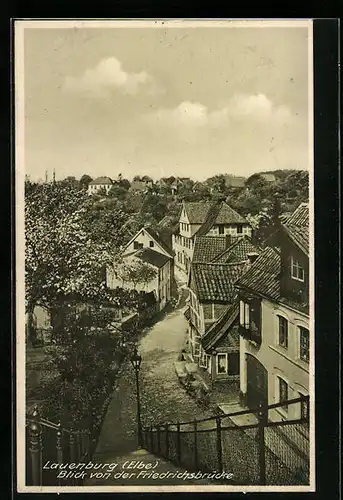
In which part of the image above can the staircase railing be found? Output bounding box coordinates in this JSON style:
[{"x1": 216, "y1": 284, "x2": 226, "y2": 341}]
[
  {"x1": 141, "y1": 395, "x2": 310, "y2": 486},
  {"x1": 26, "y1": 405, "x2": 93, "y2": 486}
]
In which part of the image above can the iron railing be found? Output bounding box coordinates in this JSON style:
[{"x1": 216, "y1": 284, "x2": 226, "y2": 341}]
[
  {"x1": 25, "y1": 405, "x2": 93, "y2": 486},
  {"x1": 141, "y1": 395, "x2": 310, "y2": 486}
]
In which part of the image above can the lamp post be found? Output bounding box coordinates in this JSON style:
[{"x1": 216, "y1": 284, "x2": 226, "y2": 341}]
[{"x1": 130, "y1": 347, "x2": 143, "y2": 447}]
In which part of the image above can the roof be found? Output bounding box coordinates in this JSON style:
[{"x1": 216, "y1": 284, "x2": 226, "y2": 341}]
[
  {"x1": 184, "y1": 201, "x2": 213, "y2": 224},
  {"x1": 192, "y1": 235, "x2": 230, "y2": 263},
  {"x1": 201, "y1": 302, "x2": 240, "y2": 350},
  {"x1": 283, "y1": 202, "x2": 309, "y2": 226},
  {"x1": 135, "y1": 248, "x2": 171, "y2": 268},
  {"x1": 282, "y1": 202, "x2": 309, "y2": 255},
  {"x1": 224, "y1": 175, "x2": 246, "y2": 188},
  {"x1": 189, "y1": 262, "x2": 246, "y2": 303},
  {"x1": 260, "y1": 173, "x2": 276, "y2": 182},
  {"x1": 235, "y1": 247, "x2": 281, "y2": 301},
  {"x1": 213, "y1": 237, "x2": 260, "y2": 264},
  {"x1": 144, "y1": 226, "x2": 174, "y2": 257},
  {"x1": 89, "y1": 176, "x2": 113, "y2": 185},
  {"x1": 130, "y1": 181, "x2": 150, "y2": 191}
]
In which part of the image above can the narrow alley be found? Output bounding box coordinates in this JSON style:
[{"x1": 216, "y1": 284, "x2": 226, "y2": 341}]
[{"x1": 92, "y1": 286, "x2": 212, "y2": 466}]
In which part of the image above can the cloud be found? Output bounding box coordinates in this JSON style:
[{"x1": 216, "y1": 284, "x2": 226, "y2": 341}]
[
  {"x1": 63, "y1": 57, "x2": 161, "y2": 98},
  {"x1": 146, "y1": 94, "x2": 293, "y2": 129}
]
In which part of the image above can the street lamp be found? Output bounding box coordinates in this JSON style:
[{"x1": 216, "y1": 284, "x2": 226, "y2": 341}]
[{"x1": 130, "y1": 347, "x2": 143, "y2": 447}]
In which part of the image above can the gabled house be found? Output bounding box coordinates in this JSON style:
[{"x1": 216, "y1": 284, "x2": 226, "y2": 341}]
[
  {"x1": 172, "y1": 200, "x2": 252, "y2": 274},
  {"x1": 88, "y1": 177, "x2": 113, "y2": 195},
  {"x1": 235, "y1": 202, "x2": 310, "y2": 421},
  {"x1": 184, "y1": 235, "x2": 260, "y2": 387},
  {"x1": 223, "y1": 175, "x2": 246, "y2": 189},
  {"x1": 107, "y1": 225, "x2": 174, "y2": 312}
]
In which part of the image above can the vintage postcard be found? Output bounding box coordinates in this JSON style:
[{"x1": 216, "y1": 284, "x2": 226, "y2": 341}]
[{"x1": 15, "y1": 19, "x2": 314, "y2": 493}]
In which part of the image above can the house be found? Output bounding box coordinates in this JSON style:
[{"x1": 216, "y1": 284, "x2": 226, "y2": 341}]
[
  {"x1": 87, "y1": 177, "x2": 113, "y2": 195},
  {"x1": 184, "y1": 236, "x2": 260, "y2": 387},
  {"x1": 170, "y1": 177, "x2": 191, "y2": 196},
  {"x1": 186, "y1": 262, "x2": 246, "y2": 383},
  {"x1": 172, "y1": 200, "x2": 252, "y2": 274},
  {"x1": 260, "y1": 173, "x2": 276, "y2": 183},
  {"x1": 129, "y1": 179, "x2": 154, "y2": 193},
  {"x1": 107, "y1": 226, "x2": 174, "y2": 312},
  {"x1": 235, "y1": 202, "x2": 310, "y2": 421},
  {"x1": 224, "y1": 175, "x2": 246, "y2": 188}
]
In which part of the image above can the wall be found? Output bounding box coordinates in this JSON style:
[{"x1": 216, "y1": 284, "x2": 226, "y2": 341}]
[
  {"x1": 87, "y1": 184, "x2": 112, "y2": 195},
  {"x1": 157, "y1": 260, "x2": 171, "y2": 310},
  {"x1": 240, "y1": 298, "x2": 309, "y2": 420},
  {"x1": 206, "y1": 224, "x2": 252, "y2": 238},
  {"x1": 123, "y1": 229, "x2": 171, "y2": 258},
  {"x1": 280, "y1": 233, "x2": 309, "y2": 305}
]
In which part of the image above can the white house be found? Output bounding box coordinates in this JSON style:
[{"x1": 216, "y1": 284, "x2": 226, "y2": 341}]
[
  {"x1": 88, "y1": 177, "x2": 113, "y2": 195},
  {"x1": 235, "y1": 202, "x2": 310, "y2": 422},
  {"x1": 172, "y1": 200, "x2": 252, "y2": 274}
]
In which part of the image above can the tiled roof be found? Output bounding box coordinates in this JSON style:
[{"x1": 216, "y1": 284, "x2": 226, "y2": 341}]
[
  {"x1": 135, "y1": 248, "x2": 170, "y2": 268},
  {"x1": 235, "y1": 247, "x2": 281, "y2": 301},
  {"x1": 144, "y1": 226, "x2": 174, "y2": 257},
  {"x1": 89, "y1": 176, "x2": 113, "y2": 185},
  {"x1": 192, "y1": 235, "x2": 230, "y2": 263},
  {"x1": 190, "y1": 262, "x2": 246, "y2": 303},
  {"x1": 282, "y1": 202, "x2": 309, "y2": 255},
  {"x1": 201, "y1": 302, "x2": 240, "y2": 350},
  {"x1": 214, "y1": 237, "x2": 260, "y2": 264},
  {"x1": 282, "y1": 224, "x2": 309, "y2": 256},
  {"x1": 215, "y1": 202, "x2": 248, "y2": 224},
  {"x1": 184, "y1": 202, "x2": 212, "y2": 224},
  {"x1": 284, "y1": 202, "x2": 309, "y2": 226}
]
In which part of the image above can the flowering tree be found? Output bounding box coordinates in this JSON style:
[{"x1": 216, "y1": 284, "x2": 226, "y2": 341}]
[{"x1": 25, "y1": 181, "x2": 128, "y2": 342}]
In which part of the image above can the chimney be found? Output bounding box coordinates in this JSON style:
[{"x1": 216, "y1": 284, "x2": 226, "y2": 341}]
[
  {"x1": 225, "y1": 234, "x2": 232, "y2": 249},
  {"x1": 247, "y1": 252, "x2": 259, "y2": 265}
]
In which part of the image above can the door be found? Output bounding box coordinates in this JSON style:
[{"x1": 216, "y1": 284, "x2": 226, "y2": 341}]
[{"x1": 246, "y1": 354, "x2": 268, "y2": 410}]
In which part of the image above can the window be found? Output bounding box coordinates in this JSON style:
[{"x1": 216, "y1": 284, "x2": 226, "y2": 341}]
[
  {"x1": 278, "y1": 377, "x2": 288, "y2": 412},
  {"x1": 299, "y1": 393, "x2": 309, "y2": 420},
  {"x1": 278, "y1": 316, "x2": 288, "y2": 348},
  {"x1": 291, "y1": 256, "x2": 305, "y2": 281},
  {"x1": 217, "y1": 354, "x2": 227, "y2": 374},
  {"x1": 134, "y1": 241, "x2": 139, "y2": 249},
  {"x1": 219, "y1": 226, "x2": 224, "y2": 235},
  {"x1": 237, "y1": 224, "x2": 243, "y2": 234},
  {"x1": 227, "y1": 352, "x2": 239, "y2": 375},
  {"x1": 239, "y1": 300, "x2": 250, "y2": 328},
  {"x1": 299, "y1": 327, "x2": 309, "y2": 362},
  {"x1": 149, "y1": 241, "x2": 154, "y2": 247}
]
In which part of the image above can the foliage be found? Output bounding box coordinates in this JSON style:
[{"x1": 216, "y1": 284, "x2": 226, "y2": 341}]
[
  {"x1": 110, "y1": 256, "x2": 157, "y2": 288},
  {"x1": 79, "y1": 174, "x2": 93, "y2": 190}
]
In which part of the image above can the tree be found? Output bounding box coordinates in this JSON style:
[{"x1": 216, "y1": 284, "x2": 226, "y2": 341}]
[
  {"x1": 25, "y1": 181, "x2": 127, "y2": 343},
  {"x1": 112, "y1": 257, "x2": 157, "y2": 289},
  {"x1": 79, "y1": 174, "x2": 93, "y2": 190}
]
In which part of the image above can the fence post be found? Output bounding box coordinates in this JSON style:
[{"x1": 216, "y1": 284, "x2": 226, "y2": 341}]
[
  {"x1": 157, "y1": 426, "x2": 161, "y2": 454},
  {"x1": 56, "y1": 423, "x2": 63, "y2": 487},
  {"x1": 28, "y1": 405, "x2": 43, "y2": 486},
  {"x1": 258, "y1": 402, "x2": 266, "y2": 485},
  {"x1": 193, "y1": 420, "x2": 198, "y2": 470},
  {"x1": 176, "y1": 422, "x2": 181, "y2": 464},
  {"x1": 69, "y1": 432, "x2": 75, "y2": 486},
  {"x1": 216, "y1": 417, "x2": 223, "y2": 473},
  {"x1": 165, "y1": 423, "x2": 169, "y2": 459},
  {"x1": 150, "y1": 425, "x2": 154, "y2": 452}
]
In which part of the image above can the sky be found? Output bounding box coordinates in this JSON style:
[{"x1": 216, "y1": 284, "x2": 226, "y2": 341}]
[{"x1": 21, "y1": 21, "x2": 312, "y2": 182}]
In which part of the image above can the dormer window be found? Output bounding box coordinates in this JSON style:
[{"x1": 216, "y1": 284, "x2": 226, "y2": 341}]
[{"x1": 291, "y1": 256, "x2": 304, "y2": 281}]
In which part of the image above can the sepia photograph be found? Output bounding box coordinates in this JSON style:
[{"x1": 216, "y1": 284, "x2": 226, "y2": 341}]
[{"x1": 15, "y1": 19, "x2": 314, "y2": 493}]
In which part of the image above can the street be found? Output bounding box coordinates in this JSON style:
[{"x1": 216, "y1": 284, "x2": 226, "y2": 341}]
[{"x1": 92, "y1": 286, "x2": 212, "y2": 462}]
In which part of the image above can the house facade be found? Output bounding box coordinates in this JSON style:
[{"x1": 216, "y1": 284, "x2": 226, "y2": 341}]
[
  {"x1": 88, "y1": 177, "x2": 113, "y2": 195},
  {"x1": 107, "y1": 226, "x2": 174, "y2": 312},
  {"x1": 236, "y1": 202, "x2": 310, "y2": 421},
  {"x1": 173, "y1": 200, "x2": 252, "y2": 274}
]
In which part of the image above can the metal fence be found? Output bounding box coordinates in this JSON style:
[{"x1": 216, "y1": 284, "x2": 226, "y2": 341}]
[
  {"x1": 142, "y1": 395, "x2": 310, "y2": 486},
  {"x1": 26, "y1": 406, "x2": 92, "y2": 486}
]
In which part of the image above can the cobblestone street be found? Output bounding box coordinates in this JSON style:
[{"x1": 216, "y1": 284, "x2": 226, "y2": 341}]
[{"x1": 93, "y1": 285, "x2": 212, "y2": 462}]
